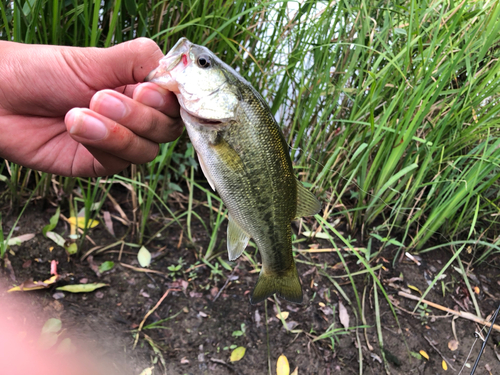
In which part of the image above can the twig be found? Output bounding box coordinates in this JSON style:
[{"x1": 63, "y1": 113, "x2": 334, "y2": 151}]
[
  {"x1": 213, "y1": 265, "x2": 238, "y2": 302},
  {"x1": 209, "y1": 358, "x2": 241, "y2": 375},
  {"x1": 424, "y1": 336, "x2": 456, "y2": 371},
  {"x1": 133, "y1": 288, "x2": 179, "y2": 349},
  {"x1": 120, "y1": 262, "x2": 167, "y2": 275},
  {"x1": 398, "y1": 291, "x2": 500, "y2": 332}
]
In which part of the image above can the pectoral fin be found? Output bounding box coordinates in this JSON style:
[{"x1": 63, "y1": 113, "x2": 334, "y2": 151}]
[
  {"x1": 227, "y1": 215, "x2": 250, "y2": 261},
  {"x1": 197, "y1": 152, "x2": 216, "y2": 191},
  {"x1": 295, "y1": 180, "x2": 321, "y2": 219}
]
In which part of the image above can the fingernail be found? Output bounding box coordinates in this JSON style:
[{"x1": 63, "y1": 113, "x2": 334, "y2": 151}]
[
  {"x1": 139, "y1": 87, "x2": 166, "y2": 108},
  {"x1": 96, "y1": 93, "x2": 127, "y2": 120},
  {"x1": 69, "y1": 110, "x2": 107, "y2": 141}
]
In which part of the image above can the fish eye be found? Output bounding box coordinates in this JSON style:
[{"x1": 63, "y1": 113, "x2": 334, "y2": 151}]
[{"x1": 197, "y1": 55, "x2": 211, "y2": 68}]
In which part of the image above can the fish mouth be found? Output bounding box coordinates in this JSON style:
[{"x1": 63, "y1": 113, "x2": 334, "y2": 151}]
[
  {"x1": 181, "y1": 108, "x2": 227, "y2": 128},
  {"x1": 145, "y1": 38, "x2": 192, "y2": 82}
]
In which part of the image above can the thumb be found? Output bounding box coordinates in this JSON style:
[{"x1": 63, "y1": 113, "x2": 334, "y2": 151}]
[{"x1": 64, "y1": 38, "x2": 164, "y2": 91}]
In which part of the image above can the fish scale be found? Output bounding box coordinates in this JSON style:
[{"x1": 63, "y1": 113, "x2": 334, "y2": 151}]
[{"x1": 145, "y1": 38, "x2": 321, "y2": 304}]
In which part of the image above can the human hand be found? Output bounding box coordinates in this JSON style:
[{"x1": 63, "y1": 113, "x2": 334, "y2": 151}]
[{"x1": 0, "y1": 38, "x2": 183, "y2": 177}]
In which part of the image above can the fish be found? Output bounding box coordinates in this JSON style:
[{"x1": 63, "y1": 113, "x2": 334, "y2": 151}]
[{"x1": 145, "y1": 38, "x2": 321, "y2": 304}]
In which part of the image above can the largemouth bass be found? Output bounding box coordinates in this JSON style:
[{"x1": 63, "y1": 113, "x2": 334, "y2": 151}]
[{"x1": 146, "y1": 38, "x2": 321, "y2": 304}]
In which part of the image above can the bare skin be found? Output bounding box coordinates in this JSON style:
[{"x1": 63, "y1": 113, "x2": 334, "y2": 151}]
[{"x1": 0, "y1": 38, "x2": 183, "y2": 177}]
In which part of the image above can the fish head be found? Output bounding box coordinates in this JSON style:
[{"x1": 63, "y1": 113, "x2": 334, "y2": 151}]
[{"x1": 146, "y1": 38, "x2": 240, "y2": 124}]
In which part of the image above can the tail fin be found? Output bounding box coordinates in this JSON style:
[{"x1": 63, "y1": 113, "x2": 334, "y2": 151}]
[{"x1": 250, "y1": 262, "x2": 302, "y2": 304}]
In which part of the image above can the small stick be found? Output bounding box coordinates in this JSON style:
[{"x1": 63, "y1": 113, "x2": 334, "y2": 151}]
[
  {"x1": 398, "y1": 291, "x2": 500, "y2": 332},
  {"x1": 133, "y1": 288, "x2": 179, "y2": 349},
  {"x1": 213, "y1": 265, "x2": 238, "y2": 303},
  {"x1": 120, "y1": 262, "x2": 166, "y2": 275},
  {"x1": 424, "y1": 336, "x2": 456, "y2": 371}
]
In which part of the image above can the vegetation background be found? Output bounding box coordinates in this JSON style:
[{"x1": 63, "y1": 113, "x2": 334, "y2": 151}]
[{"x1": 1, "y1": 0, "x2": 500, "y2": 374}]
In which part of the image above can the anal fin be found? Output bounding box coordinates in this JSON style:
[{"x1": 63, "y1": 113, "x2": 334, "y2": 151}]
[
  {"x1": 227, "y1": 215, "x2": 250, "y2": 261},
  {"x1": 295, "y1": 180, "x2": 321, "y2": 218}
]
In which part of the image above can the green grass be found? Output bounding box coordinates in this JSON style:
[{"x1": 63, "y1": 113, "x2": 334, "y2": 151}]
[{"x1": 1, "y1": 0, "x2": 500, "y2": 372}]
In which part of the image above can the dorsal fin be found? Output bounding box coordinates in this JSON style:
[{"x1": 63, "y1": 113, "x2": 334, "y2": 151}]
[{"x1": 295, "y1": 180, "x2": 321, "y2": 219}]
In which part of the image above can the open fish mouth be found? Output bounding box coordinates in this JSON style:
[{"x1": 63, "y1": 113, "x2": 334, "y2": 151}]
[{"x1": 180, "y1": 108, "x2": 226, "y2": 127}]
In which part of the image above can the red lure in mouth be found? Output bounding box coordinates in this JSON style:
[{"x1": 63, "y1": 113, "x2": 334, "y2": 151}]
[{"x1": 181, "y1": 53, "x2": 188, "y2": 66}]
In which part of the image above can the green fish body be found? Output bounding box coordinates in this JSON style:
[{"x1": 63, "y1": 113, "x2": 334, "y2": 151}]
[{"x1": 146, "y1": 38, "x2": 321, "y2": 303}]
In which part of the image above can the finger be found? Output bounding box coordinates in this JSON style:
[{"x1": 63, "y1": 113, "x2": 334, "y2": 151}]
[
  {"x1": 65, "y1": 108, "x2": 159, "y2": 165},
  {"x1": 72, "y1": 144, "x2": 131, "y2": 177},
  {"x1": 89, "y1": 89, "x2": 183, "y2": 144},
  {"x1": 133, "y1": 82, "x2": 181, "y2": 119},
  {"x1": 64, "y1": 38, "x2": 164, "y2": 90}
]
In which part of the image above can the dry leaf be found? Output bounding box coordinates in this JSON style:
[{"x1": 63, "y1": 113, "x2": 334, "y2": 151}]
[
  {"x1": 448, "y1": 339, "x2": 459, "y2": 351},
  {"x1": 276, "y1": 311, "x2": 289, "y2": 320},
  {"x1": 138, "y1": 367, "x2": 154, "y2": 375},
  {"x1": 8, "y1": 275, "x2": 58, "y2": 292},
  {"x1": 6, "y1": 233, "x2": 35, "y2": 246},
  {"x1": 408, "y1": 284, "x2": 422, "y2": 294},
  {"x1": 442, "y1": 360, "x2": 448, "y2": 370},
  {"x1": 420, "y1": 350, "x2": 429, "y2": 360},
  {"x1": 291, "y1": 367, "x2": 298, "y2": 375},
  {"x1": 137, "y1": 246, "x2": 152, "y2": 268},
  {"x1": 230, "y1": 346, "x2": 246, "y2": 362},
  {"x1": 276, "y1": 354, "x2": 290, "y2": 375},
  {"x1": 102, "y1": 211, "x2": 115, "y2": 236},
  {"x1": 68, "y1": 216, "x2": 99, "y2": 229},
  {"x1": 339, "y1": 300, "x2": 349, "y2": 330}
]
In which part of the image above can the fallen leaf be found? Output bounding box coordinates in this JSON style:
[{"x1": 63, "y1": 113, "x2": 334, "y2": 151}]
[
  {"x1": 102, "y1": 211, "x2": 115, "y2": 236},
  {"x1": 68, "y1": 216, "x2": 99, "y2": 229},
  {"x1": 276, "y1": 311, "x2": 289, "y2": 320},
  {"x1": 339, "y1": 300, "x2": 349, "y2": 330},
  {"x1": 56, "y1": 338, "x2": 77, "y2": 354},
  {"x1": 410, "y1": 351, "x2": 422, "y2": 360},
  {"x1": 291, "y1": 367, "x2": 298, "y2": 375},
  {"x1": 56, "y1": 283, "x2": 108, "y2": 293},
  {"x1": 38, "y1": 331, "x2": 59, "y2": 350},
  {"x1": 46, "y1": 231, "x2": 66, "y2": 247},
  {"x1": 137, "y1": 246, "x2": 152, "y2": 268},
  {"x1": 448, "y1": 339, "x2": 459, "y2": 351},
  {"x1": 442, "y1": 359, "x2": 448, "y2": 370},
  {"x1": 302, "y1": 231, "x2": 332, "y2": 240},
  {"x1": 42, "y1": 318, "x2": 62, "y2": 333},
  {"x1": 98, "y1": 261, "x2": 114, "y2": 273},
  {"x1": 277, "y1": 354, "x2": 290, "y2": 375},
  {"x1": 87, "y1": 256, "x2": 101, "y2": 276},
  {"x1": 138, "y1": 367, "x2": 154, "y2": 375},
  {"x1": 408, "y1": 285, "x2": 422, "y2": 295},
  {"x1": 230, "y1": 346, "x2": 246, "y2": 362},
  {"x1": 420, "y1": 350, "x2": 429, "y2": 360},
  {"x1": 8, "y1": 275, "x2": 58, "y2": 292},
  {"x1": 66, "y1": 242, "x2": 78, "y2": 255},
  {"x1": 6, "y1": 233, "x2": 36, "y2": 246},
  {"x1": 285, "y1": 321, "x2": 299, "y2": 330},
  {"x1": 38, "y1": 318, "x2": 62, "y2": 350}
]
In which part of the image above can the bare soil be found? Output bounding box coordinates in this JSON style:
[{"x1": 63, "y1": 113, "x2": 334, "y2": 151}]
[{"x1": 2, "y1": 190, "x2": 500, "y2": 375}]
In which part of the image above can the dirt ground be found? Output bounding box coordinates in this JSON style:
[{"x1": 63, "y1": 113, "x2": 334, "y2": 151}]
[{"x1": 2, "y1": 192, "x2": 500, "y2": 375}]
